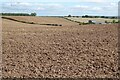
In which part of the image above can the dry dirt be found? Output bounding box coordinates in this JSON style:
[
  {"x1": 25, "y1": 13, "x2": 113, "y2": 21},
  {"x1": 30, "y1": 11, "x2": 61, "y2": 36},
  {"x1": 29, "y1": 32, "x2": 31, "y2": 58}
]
[
  {"x1": 4, "y1": 16, "x2": 79, "y2": 26},
  {"x1": 2, "y1": 17, "x2": 119, "y2": 78}
]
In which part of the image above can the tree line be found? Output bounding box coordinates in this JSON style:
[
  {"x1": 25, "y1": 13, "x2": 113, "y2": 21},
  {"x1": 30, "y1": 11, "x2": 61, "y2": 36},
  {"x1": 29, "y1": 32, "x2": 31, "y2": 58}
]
[
  {"x1": 67, "y1": 15, "x2": 117, "y2": 19},
  {"x1": 0, "y1": 13, "x2": 37, "y2": 16}
]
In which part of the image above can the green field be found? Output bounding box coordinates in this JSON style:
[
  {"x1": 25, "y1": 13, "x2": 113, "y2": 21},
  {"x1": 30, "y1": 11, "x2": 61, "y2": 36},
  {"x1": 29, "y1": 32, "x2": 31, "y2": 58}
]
[{"x1": 65, "y1": 17, "x2": 118, "y2": 23}]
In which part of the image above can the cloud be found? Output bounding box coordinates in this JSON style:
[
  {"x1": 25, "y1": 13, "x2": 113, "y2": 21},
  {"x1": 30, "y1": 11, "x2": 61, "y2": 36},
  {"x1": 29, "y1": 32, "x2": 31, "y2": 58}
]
[
  {"x1": 72, "y1": 5, "x2": 89, "y2": 10},
  {"x1": 37, "y1": 3, "x2": 64, "y2": 8},
  {"x1": 82, "y1": 0, "x2": 106, "y2": 2},
  {"x1": 1, "y1": 0, "x2": 119, "y2": 2},
  {"x1": 2, "y1": 2, "x2": 34, "y2": 13},
  {"x1": 46, "y1": 4, "x2": 64, "y2": 8},
  {"x1": 35, "y1": 3, "x2": 64, "y2": 11},
  {"x1": 4, "y1": 2, "x2": 32, "y2": 7},
  {"x1": 100, "y1": 2, "x2": 118, "y2": 12},
  {"x1": 71, "y1": 5, "x2": 102, "y2": 12},
  {"x1": 1, "y1": 2, "x2": 118, "y2": 16},
  {"x1": 36, "y1": 7, "x2": 45, "y2": 10},
  {"x1": 18, "y1": 2, "x2": 31, "y2": 6}
]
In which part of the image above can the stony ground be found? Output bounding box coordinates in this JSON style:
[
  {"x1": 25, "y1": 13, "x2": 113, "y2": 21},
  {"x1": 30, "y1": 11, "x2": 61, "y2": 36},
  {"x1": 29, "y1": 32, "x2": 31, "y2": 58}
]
[{"x1": 2, "y1": 18, "x2": 119, "y2": 78}]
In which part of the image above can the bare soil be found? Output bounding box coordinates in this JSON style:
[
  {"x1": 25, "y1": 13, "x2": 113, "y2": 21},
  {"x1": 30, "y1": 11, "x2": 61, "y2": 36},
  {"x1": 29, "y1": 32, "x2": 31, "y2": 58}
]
[
  {"x1": 3, "y1": 16, "x2": 79, "y2": 26},
  {"x1": 2, "y1": 18, "x2": 119, "y2": 78}
]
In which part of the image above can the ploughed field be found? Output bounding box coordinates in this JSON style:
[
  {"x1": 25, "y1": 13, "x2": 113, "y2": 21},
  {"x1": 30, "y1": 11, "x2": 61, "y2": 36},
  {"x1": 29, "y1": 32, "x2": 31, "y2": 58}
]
[
  {"x1": 3, "y1": 16, "x2": 79, "y2": 26},
  {"x1": 2, "y1": 17, "x2": 119, "y2": 78}
]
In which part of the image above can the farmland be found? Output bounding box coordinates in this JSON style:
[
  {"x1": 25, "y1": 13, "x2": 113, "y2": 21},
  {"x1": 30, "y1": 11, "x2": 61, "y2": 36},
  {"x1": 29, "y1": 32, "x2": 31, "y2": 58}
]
[
  {"x1": 2, "y1": 16, "x2": 119, "y2": 78},
  {"x1": 2, "y1": 16, "x2": 79, "y2": 26},
  {"x1": 65, "y1": 17, "x2": 118, "y2": 23}
]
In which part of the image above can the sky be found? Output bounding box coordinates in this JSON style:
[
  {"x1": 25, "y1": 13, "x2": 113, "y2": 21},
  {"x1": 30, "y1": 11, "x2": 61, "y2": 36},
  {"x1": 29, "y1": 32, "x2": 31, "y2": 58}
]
[{"x1": 0, "y1": 0, "x2": 119, "y2": 16}]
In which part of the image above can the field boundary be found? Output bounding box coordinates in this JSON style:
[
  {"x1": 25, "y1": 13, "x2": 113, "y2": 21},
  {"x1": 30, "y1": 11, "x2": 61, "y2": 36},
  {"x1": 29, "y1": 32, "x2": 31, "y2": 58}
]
[{"x1": 2, "y1": 17, "x2": 62, "y2": 26}]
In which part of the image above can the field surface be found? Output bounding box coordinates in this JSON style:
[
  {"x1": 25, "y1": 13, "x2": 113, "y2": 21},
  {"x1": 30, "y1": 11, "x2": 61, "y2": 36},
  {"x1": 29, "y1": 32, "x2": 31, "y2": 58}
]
[
  {"x1": 2, "y1": 16, "x2": 119, "y2": 78},
  {"x1": 65, "y1": 17, "x2": 118, "y2": 23},
  {"x1": 3, "y1": 16, "x2": 79, "y2": 26}
]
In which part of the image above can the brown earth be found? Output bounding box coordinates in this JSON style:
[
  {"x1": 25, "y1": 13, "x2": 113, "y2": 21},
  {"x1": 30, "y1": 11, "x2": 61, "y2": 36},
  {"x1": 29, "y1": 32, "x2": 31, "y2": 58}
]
[
  {"x1": 3, "y1": 16, "x2": 79, "y2": 26},
  {"x1": 2, "y1": 17, "x2": 119, "y2": 78}
]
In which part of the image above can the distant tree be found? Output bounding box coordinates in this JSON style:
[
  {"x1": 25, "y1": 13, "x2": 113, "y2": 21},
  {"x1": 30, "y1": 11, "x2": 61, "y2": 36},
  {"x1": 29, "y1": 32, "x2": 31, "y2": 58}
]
[
  {"x1": 1, "y1": 13, "x2": 31, "y2": 16},
  {"x1": 105, "y1": 20, "x2": 108, "y2": 23},
  {"x1": 112, "y1": 20, "x2": 116, "y2": 23},
  {"x1": 31, "y1": 13, "x2": 37, "y2": 16},
  {"x1": 101, "y1": 16, "x2": 106, "y2": 18},
  {"x1": 84, "y1": 15, "x2": 88, "y2": 18},
  {"x1": 88, "y1": 20, "x2": 93, "y2": 23},
  {"x1": 118, "y1": 20, "x2": 120, "y2": 23},
  {"x1": 68, "y1": 15, "x2": 71, "y2": 17},
  {"x1": 111, "y1": 17, "x2": 116, "y2": 19},
  {"x1": 82, "y1": 16, "x2": 85, "y2": 18}
]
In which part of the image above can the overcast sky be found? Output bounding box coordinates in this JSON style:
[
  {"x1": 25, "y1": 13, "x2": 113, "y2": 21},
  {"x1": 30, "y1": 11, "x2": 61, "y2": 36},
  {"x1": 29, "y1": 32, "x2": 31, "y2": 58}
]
[{"x1": 0, "y1": 0, "x2": 119, "y2": 16}]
